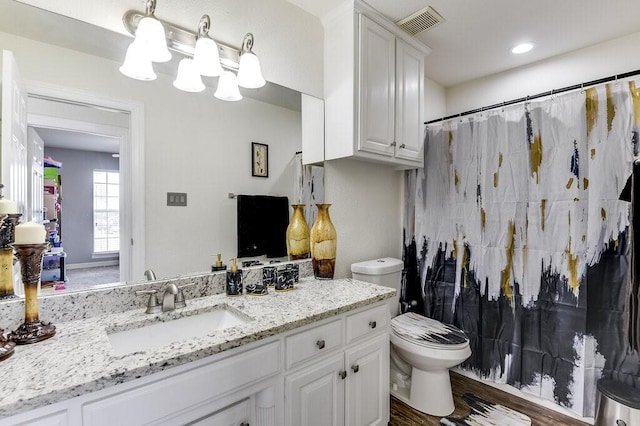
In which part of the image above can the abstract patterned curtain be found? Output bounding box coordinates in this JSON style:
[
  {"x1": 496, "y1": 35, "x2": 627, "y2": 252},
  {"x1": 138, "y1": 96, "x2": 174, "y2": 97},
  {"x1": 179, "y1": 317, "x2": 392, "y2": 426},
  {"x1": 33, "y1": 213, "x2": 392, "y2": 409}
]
[{"x1": 403, "y1": 81, "x2": 640, "y2": 416}]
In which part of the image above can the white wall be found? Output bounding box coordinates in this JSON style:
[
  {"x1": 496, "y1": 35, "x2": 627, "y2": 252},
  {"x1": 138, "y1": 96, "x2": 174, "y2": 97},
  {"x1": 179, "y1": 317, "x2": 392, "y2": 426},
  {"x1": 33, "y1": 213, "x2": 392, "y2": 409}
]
[
  {"x1": 424, "y1": 76, "x2": 446, "y2": 121},
  {"x1": 446, "y1": 30, "x2": 640, "y2": 115},
  {"x1": 1, "y1": 32, "x2": 302, "y2": 279},
  {"x1": 324, "y1": 158, "x2": 403, "y2": 278}
]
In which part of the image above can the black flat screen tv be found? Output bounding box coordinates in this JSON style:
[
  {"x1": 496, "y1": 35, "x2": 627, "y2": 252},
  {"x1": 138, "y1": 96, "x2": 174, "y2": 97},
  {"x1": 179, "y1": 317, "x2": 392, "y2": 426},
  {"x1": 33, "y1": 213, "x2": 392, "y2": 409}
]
[{"x1": 237, "y1": 195, "x2": 289, "y2": 258}]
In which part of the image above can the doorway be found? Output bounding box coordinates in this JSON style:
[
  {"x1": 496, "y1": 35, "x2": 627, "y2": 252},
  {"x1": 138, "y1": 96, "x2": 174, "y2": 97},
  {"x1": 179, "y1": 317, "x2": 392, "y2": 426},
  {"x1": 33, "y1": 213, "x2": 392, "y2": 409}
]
[
  {"x1": 30, "y1": 124, "x2": 123, "y2": 292},
  {"x1": 25, "y1": 82, "x2": 145, "y2": 286}
]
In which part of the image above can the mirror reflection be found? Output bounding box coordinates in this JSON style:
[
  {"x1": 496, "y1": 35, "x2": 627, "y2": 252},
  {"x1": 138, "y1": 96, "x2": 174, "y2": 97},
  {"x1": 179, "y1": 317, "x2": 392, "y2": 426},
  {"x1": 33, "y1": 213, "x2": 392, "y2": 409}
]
[{"x1": 0, "y1": 0, "x2": 315, "y2": 296}]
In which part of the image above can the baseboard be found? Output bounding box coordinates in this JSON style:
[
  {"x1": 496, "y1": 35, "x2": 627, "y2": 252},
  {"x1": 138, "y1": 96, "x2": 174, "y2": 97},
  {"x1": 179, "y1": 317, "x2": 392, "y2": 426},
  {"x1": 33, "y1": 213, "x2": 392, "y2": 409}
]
[
  {"x1": 453, "y1": 369, "x2": 594, "y2": 424},
  {"x1": 67, "y1": 260, "x2": 120, "y2": 270}
]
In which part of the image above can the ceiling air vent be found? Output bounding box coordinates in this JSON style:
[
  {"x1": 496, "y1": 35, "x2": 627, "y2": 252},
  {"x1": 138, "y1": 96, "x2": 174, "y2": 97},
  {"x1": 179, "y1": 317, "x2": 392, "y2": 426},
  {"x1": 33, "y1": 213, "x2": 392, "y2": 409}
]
[{"x1": 395, "y1": 6, "x2": 445, "y2": 36}]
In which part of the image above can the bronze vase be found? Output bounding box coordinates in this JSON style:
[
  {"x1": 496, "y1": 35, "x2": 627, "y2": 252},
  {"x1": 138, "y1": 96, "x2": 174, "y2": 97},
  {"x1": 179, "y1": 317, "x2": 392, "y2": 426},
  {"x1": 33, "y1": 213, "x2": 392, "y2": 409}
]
[
  {"x1": 286, "y1": 204, "x2": 310, "y2": 260},
  {"x1": 8, "y1": 243, "x2": 56, "y2": 344},
  {"x1": 310, "y1": 204, "x2": 337, "y2": 279}
]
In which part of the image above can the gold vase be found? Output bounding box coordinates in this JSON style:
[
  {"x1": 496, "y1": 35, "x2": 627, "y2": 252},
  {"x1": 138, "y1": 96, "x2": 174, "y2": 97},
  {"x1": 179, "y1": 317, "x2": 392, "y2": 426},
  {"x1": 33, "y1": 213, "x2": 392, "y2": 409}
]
[
  {"x1": 286, "y1": 204, "x2": 310, "y2": 260},
  {"x1": 310, "y1": 204, "x2": 337, "y2": 279}
]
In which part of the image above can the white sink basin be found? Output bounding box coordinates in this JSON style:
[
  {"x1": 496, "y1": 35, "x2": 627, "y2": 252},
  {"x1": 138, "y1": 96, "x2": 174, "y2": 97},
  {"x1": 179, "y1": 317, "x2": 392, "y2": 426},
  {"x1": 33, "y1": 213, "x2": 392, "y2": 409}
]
[{"x1": 107, "y1": 305, "x2": 251, "y2": 356}]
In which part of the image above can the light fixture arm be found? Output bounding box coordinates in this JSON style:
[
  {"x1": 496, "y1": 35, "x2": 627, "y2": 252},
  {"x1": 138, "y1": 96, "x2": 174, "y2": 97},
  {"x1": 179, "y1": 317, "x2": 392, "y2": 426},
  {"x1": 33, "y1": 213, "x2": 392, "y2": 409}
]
[
  {"x1": 241, "y1": 33, "x2": 254, "y2": 54},
  {"x1": 197, "y1": 15, "x2": 211, "y2": 39},
  {"x1": 145, "y1": 0, "x2": 157, "y2": 17}
]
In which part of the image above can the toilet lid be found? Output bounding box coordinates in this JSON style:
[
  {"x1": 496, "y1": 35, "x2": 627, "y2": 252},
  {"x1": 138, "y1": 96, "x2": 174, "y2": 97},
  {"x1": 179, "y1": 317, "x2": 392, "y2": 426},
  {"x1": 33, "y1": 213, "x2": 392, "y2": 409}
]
[{"x1": 391, "y1": 312, "x2": 469, "y2": 349}]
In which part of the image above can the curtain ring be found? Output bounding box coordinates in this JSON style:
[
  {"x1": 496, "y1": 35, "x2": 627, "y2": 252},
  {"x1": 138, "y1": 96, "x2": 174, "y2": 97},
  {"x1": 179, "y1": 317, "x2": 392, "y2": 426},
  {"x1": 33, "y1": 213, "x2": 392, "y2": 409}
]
[{"x1": 580, "y1": 83, "x2": 584, "y2": 93}]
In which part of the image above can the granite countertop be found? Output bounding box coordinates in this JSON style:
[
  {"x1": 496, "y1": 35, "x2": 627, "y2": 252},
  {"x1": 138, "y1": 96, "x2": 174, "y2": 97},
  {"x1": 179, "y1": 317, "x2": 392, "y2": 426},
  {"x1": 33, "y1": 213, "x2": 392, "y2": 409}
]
[{"x1": 0, "y1": 277, "x2": 395, "y2": 419}]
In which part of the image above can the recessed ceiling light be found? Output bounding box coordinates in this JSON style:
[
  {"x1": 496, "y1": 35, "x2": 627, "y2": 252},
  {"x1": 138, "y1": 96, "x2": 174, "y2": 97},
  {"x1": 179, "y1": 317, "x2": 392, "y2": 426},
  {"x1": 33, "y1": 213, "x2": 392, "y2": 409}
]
[{"x1": 511, "y1": 43, "x2": 534, "y2": 54}]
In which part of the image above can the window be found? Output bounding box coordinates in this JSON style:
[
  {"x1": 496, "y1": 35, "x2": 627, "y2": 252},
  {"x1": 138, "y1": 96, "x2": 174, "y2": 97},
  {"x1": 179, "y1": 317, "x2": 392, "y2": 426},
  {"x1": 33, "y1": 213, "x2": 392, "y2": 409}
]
[{"x1": 93, "y1": 170, "x2": 119, "y2": 253}]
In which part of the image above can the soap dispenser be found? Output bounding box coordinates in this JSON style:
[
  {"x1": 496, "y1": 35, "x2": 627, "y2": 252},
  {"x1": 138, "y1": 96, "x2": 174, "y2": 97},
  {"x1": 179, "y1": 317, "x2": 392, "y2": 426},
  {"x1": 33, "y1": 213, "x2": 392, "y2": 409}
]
[
  {"x1": 211, "y1": 253, "x2": 227, "y2": 272},
  {"x1": 226, "y1": 258, "x2": 243, "y2": 296}
]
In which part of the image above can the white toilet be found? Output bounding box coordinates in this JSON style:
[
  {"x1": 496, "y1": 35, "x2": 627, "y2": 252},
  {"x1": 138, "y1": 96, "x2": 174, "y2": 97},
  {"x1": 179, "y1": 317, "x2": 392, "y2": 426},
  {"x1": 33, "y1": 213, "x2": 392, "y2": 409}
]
[{"x1": 351, "y1": 258, "x2": 471, "y2": 417}]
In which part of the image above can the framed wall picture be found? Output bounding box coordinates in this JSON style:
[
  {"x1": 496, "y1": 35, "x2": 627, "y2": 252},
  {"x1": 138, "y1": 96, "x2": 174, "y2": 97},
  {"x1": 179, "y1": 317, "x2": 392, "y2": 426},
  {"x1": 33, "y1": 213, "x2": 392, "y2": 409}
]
[{"x1": 252, "y1": 142, "x2": 269, "y2": 178}]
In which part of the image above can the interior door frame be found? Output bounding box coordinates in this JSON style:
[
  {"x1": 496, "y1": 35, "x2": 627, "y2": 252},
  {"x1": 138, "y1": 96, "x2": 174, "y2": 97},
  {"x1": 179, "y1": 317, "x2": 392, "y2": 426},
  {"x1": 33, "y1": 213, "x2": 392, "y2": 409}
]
[{"x1": 25, "y1": 80, "x2": 145, "y2": 282}]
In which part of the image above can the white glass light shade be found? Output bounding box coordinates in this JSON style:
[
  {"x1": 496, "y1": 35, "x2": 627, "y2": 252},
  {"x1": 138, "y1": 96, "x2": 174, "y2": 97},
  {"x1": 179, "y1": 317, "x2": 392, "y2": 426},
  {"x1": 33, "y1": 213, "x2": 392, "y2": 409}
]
[
  {"x1": 119, "y1": 41, "x2": 157, "y2": 81},
  {"x1": 237, "y1": 52, "x2": 266, "y2": 88},
  {"x1": 193, "y1": 37, "x2": 223, "y2": 77},
  {"x1": 214, "y1": 71, "x2": 243, "y2": 101},
  {"x1": 135, "y1": 16, "x2": 171, "y2": 63},
  {"x1": 173, "y1": 58, "x2": 206, "y2": 92}
]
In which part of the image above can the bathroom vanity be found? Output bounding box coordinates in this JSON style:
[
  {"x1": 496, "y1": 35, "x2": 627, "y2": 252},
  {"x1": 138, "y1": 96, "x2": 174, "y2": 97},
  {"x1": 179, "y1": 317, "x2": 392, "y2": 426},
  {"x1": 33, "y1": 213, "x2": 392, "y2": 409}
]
[{"x1": 0, "y1": 277, "x2": 394, "y2": 426}]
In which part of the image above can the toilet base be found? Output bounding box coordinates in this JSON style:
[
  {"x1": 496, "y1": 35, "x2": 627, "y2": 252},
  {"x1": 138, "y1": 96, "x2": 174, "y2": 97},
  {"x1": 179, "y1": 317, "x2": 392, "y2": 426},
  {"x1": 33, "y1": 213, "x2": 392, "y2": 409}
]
[{"x1": 408, "y1": 367, "x2": 455, "y2": 416}]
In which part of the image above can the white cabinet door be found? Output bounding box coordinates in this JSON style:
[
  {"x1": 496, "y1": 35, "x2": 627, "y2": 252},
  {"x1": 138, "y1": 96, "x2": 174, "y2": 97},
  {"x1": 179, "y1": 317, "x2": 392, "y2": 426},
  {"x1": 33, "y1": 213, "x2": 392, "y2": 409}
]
[
  {"x1": 285, "y1": 353, "x2": 345, "y2": 426},
  {"x1": 27, "y1": 127, "x2": 44, "y2": 222},
  {"x1": 358, "y1": 15, "x2": 395, "y2": 157},
  {"x1": 345, "y1": 334, "x2": 389, "y2": 426},
  {"x1": 395, "y1": 39, "x2": 424, "y2": 163},
  {"x1": 1, "y1": 50, "x2": 28, "y2": 213}
]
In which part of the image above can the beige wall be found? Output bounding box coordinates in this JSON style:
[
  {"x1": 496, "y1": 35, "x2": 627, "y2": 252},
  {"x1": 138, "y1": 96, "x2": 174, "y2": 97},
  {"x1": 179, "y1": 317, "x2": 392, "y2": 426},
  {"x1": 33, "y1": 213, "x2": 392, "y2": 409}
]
[
  {"x1": 446, "y1": 30, "x2": 640, "y2": 115},
  {"x1": 324, "y1": 158, "x2": 403, "y2": 278}
]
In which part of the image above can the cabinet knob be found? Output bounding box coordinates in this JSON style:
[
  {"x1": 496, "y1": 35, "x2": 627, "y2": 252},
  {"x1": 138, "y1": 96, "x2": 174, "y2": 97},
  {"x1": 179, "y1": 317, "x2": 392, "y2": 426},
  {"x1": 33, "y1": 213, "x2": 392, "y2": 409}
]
[
  {"x1": 316, "y1": 339, "x2": 325, "y2": 350},
  {"x1": 351, "y1": 364, "x2": 360, "y2": 373},
  {"x1": 339, "y1": 370, "x2": 347, "y2": 380},
  {"x1": 390, "y1": 141, "x2": 397, "y2": 147},
  {"x1": 369, "y1": 320, "x2": 377, "y2": 329},
  {"x1": 399, "y1": 143, "x2": 406, "y2": 149}
]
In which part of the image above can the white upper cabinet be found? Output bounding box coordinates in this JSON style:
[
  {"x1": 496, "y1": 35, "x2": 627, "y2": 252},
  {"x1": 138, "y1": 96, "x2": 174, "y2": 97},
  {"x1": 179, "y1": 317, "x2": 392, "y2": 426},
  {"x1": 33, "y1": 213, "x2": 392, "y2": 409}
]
[
  {"x1": 395, "y1": 39, "x2": 425, "y2": 162},
  {"x1": 324, "y1": 2, "x2": 429, "y2": 169},
  {"x1": 358, "y1": 15, "x2": 396, "y2": 157}
]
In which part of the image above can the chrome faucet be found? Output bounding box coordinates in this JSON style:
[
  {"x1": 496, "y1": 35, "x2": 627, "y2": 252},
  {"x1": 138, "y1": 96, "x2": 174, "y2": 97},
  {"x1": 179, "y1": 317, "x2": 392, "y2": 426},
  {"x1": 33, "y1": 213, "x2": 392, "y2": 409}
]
[
  {"x1": 136, "y1": 282, "x2": 196, "y2": 314},
  {"x1": 162, "y1": 283, "x2": 179, "y2": 312},
  {"x1": 144, "y1": 269, "x2": 157, "y2": 281}
]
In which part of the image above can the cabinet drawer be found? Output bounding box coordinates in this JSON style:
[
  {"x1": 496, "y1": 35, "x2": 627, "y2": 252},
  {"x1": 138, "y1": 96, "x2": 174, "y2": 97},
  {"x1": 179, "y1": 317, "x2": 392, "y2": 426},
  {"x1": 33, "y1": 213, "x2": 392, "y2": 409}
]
[
  {"x1": 82, "y1": 341, "x2": 280, "y2": 426},
  {"x1": 346, "y1": 304, "x2": 388, "y2": 344},
  {"x1": 286, "y1": 319, "x2": 343, "y2": 369}
]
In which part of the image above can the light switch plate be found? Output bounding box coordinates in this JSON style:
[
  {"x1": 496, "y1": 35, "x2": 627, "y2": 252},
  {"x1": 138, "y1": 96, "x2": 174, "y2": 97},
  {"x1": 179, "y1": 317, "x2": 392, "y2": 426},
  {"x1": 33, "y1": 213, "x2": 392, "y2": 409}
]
[{"x1": 167, "y1": 192, "x2": 187, "y2": 206}]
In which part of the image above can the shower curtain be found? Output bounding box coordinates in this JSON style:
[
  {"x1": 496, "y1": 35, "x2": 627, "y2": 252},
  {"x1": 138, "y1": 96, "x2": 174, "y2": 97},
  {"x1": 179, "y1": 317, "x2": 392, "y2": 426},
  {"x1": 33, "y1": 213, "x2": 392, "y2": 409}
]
[{"x1": 403, "y1": 81, "x2": 640, "y2": 416}]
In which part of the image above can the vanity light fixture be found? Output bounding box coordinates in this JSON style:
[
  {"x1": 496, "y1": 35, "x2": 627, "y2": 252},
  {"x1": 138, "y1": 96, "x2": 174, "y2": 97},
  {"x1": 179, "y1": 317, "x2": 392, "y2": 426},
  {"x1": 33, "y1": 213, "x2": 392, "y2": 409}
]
[
  {"x1": 120, "y1": 0, "x2": 266, "y2": 100},
  {"x1": 193, "y1": 15, "x2": 223, "y2": 78},
  {"x1": 214, "y1": 71, "x2": 243, "y2": 101},
  {"x1": 236, "y1": 33, "x2": 266, "y2": 89},
  {"x1": 173, "y1": 58, "x2": 206, "y2": 92}
]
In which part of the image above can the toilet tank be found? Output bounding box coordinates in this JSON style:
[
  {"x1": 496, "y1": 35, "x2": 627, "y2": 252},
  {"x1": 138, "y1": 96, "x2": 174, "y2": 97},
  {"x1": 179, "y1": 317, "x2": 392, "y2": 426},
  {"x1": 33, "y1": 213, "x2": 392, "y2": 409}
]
[{"x1": 351, "y1": 258, "x2": 403, "y2": 316}]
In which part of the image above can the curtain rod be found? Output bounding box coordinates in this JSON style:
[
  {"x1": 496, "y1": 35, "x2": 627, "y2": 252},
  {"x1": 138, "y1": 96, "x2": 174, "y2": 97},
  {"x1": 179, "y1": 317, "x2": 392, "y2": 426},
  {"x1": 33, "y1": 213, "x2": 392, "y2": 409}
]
[{"x1": 425, "y1": 68, "x2": 640, "y2": 125}]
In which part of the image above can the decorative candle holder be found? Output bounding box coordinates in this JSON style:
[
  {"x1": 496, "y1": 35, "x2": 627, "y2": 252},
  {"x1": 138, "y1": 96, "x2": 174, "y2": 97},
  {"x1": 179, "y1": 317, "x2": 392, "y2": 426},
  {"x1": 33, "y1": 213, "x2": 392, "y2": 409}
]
[
  {"x1": 0, "y1": 329, "x2": 15, "y2": 361},
  {"x1": 0, "y1": 213, "x2": 22, "y2": 299},
  {"x1": 8, "y1": 243, "x2": 56, "y2": 344}
]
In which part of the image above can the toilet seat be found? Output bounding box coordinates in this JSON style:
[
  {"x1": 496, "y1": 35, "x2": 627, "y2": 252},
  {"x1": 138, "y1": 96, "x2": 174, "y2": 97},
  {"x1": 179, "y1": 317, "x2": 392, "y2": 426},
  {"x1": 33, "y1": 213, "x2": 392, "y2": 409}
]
[{"x1": 391, "y1": 312, "x2": 469, "y2": 350}]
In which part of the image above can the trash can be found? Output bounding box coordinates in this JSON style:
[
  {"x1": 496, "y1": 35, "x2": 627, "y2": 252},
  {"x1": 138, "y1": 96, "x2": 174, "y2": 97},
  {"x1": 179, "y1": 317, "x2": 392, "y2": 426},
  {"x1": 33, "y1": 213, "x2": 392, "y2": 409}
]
[{"x1": 595, "y1": 379, "x2": 640, "y2": 426}]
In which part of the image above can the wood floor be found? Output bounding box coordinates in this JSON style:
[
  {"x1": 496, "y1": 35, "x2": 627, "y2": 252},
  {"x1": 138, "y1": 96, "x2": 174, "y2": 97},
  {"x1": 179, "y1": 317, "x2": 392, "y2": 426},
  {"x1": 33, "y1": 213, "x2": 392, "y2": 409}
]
[{"x1": 390, "y1": 371, "x2": 591, "y2": 426}]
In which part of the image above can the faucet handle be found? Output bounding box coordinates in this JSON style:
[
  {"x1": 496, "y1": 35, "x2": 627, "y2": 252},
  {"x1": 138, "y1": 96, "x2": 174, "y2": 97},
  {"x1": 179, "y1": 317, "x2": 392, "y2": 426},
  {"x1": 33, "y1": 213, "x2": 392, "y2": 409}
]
[
  {"x1": 136, "y1": 289, "x2": 161, "y2": 314},
  {"x1": 175, "y1": 283, "x2": 196, "y2": 309}
]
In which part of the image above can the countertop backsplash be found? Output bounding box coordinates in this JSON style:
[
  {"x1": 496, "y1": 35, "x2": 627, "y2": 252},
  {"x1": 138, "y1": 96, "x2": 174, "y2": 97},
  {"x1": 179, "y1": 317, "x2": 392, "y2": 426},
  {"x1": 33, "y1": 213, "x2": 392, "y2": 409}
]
[{"x1": 0, "y1": 259, "x2": 313, "y2": 329}]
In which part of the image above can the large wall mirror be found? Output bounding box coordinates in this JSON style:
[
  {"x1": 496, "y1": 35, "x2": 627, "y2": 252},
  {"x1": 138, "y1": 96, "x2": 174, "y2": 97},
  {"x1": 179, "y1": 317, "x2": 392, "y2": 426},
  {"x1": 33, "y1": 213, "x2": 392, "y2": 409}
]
[{"x1": 0, "y1": 0, "x2": 323, "y2": 296}]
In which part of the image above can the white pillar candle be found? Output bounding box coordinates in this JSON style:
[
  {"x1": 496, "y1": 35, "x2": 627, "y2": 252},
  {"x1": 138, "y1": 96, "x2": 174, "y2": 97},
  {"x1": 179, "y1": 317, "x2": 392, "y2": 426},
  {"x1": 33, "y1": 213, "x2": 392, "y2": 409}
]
[
  {"x1": 0, "y1": 199, "x2": 17, "y2": 214},
  {"x1": 14, "y1": 222, "x2": 46, "y2": 244}
]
